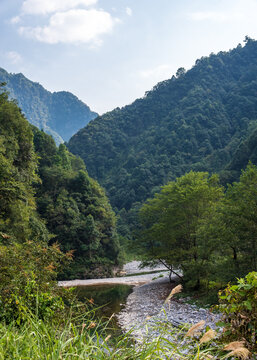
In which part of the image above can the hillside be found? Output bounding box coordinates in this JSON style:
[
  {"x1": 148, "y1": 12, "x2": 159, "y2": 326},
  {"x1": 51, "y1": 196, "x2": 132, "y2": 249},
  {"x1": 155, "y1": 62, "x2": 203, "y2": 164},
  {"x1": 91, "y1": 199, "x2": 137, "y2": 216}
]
[
  {"x1": 68, "y1": 37, "x2": 257, "y2": 234},
  {"x1": 0, "y1": 68, "x2": 97, "y2": 143},
  {"x1": 0, "y1": 84, "x2": 121, "y2": 279},
  {"x1": 32, "y1": 128, "x2": 121, "y2": 279}
]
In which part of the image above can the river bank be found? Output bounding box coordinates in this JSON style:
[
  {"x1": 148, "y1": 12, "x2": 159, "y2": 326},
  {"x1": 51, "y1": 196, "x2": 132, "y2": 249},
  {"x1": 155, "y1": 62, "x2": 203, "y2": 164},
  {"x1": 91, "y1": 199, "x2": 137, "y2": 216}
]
[
  {"x1": 59, "y1": 262, "x2": 221, "y2": 342},
  {"x1": 117, "y1": 276, "x2": 221, "y2": 341},
  {"x1": 58, "y1": 261, "x2": 168, "y2": 287},
  {"x1": 58, "y1": 271, "x2": 169, "y2": 287}
]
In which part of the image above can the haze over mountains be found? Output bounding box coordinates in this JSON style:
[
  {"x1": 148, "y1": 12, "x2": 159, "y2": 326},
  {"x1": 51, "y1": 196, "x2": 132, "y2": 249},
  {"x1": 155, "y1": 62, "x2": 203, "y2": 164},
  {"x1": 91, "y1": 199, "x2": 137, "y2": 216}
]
[
  {"x1": 67, "y1": 37, "x2": 257, "y2": 234},
  {"x1": 1, "y1": 38, "x2": 257, "y2": 240},
  {"x1": 0, "y1": 67, "x2": 98, "y2": 144}
]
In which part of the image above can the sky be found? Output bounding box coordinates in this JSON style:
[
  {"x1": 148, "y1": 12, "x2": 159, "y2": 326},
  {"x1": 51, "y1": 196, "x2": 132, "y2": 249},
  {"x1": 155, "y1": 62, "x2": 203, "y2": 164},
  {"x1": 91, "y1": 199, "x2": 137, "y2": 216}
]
[{"x1": 0, "y1": 0, "x2": 257, "y2": 115}]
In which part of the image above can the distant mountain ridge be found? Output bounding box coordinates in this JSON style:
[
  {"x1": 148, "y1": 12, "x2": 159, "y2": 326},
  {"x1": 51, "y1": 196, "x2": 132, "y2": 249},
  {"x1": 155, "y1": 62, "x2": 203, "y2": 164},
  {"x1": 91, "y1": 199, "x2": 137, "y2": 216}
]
[
  {"x1": 68, "y1": 38, "x2": 257, "y2": 231},
  {"x1": 0, "y1": 68, "x2": 98, "y2": 143}
]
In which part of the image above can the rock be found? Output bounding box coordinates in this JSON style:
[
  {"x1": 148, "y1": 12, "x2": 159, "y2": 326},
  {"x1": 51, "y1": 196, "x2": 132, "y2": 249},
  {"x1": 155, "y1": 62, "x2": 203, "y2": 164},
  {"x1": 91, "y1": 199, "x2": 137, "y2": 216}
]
[{"x1": 117, "y1": 276, "x2": 221, "y2": 344}]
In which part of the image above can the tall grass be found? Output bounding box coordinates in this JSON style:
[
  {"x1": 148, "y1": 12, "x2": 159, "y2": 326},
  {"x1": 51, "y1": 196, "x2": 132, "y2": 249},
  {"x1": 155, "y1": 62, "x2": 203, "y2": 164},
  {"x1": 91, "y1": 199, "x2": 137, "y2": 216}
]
[
  {"x1": 0, "y1": 284, "x2": 254, "y2": 359},
  {"x1": 0, "y1": 311, "x2": 254, "y2": 359}
]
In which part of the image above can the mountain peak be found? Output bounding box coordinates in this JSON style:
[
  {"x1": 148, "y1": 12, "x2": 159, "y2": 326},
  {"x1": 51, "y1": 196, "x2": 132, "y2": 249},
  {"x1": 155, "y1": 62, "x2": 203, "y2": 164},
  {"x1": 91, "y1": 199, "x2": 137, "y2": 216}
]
[{"x1": 0, "y1": 68, "x2": 98, "y2": 144}]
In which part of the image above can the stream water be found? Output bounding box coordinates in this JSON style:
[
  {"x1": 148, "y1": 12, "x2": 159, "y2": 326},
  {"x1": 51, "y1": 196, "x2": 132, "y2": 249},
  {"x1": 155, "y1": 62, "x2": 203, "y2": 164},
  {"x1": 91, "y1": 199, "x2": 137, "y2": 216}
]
[{"x1": 75, "y1": 284, "x2": 133, "y2": 328}]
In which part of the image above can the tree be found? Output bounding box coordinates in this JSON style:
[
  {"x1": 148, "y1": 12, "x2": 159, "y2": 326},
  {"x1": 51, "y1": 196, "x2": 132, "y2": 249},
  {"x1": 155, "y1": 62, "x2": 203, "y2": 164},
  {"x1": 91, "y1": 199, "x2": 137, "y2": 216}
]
[
  {"x1": 67, "y1": 39, "x2": 257, "y2": 249},
  {"x1": 0, "y1": 83, "x2": 40, "y2": 241},
  {"x1": 138, "y1": 171, "x2": 224, "y2": 288},
  {"x1": 32, "y1": 127, "x2": 122, "y2": 279},
  {"x1": 0, "y1": 85, "x2": 72, "y2": 323},
  {"x1": 219, "y1": 163, "x2": 257, "y2": 277},
  {"x1": 176, "y1": 67, "x2": 186, "y2": 78},
  {"x1": 195, "y1": 162, "x2": 257, "y2": 285}
]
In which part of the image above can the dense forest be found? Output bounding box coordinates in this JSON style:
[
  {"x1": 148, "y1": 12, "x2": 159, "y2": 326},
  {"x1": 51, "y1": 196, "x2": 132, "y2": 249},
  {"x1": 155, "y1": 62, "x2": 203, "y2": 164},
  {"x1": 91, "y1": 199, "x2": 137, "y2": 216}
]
[
  {"x1": 68, "y1": 37, "x2": 257, "y2": 241},
  {"x1": 139, "y1": 166, "x2": 257, "y2": 289},
  {"x1": 0, "y1": 38, "x2": 257, "y2": 356},
  {"x1": 0, "y1": 84, "x2": 121, "y2": 280},
  {"x1": 33, "y1": 128, "x2": 122, "y2": 279},
  {"x1": 0, "y1": 68, "x2": 98, "y2": 144}
]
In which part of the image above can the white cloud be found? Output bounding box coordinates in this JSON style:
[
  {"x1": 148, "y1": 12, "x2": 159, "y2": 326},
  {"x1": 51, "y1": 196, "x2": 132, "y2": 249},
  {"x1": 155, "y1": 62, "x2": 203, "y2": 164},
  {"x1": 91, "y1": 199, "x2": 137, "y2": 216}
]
[
  {"x1": 189, "y1": 11, "x2": 243, "y2": 22},
  {"x1": 19, "y1": 9, "x2": 116, "y2": 45},
  {"x1": 21, "y1": 0, "x2": 98, "y2": 15},
  {"x1": 5, "y1": 51, "x2": 22, "y2": 64},
  {"x1": 188, "y1": 0, "x2": 257, "y2": 24},
  {"x1": 126, "y1": 7, "x2": 132, "y2": 16},
  {"x1": 10, "y1": 16, "x2": 21, "y2": 24},
  {"x1": 139, "y1": 64, "x2": 173, "y2": 80}
]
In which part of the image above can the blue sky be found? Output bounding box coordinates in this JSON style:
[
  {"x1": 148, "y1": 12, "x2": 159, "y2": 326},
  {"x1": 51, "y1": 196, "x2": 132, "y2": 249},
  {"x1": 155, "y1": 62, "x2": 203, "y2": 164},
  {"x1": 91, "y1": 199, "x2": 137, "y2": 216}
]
[{"x1": 1, "y1": 0, "x2": 257, "y2": 114}]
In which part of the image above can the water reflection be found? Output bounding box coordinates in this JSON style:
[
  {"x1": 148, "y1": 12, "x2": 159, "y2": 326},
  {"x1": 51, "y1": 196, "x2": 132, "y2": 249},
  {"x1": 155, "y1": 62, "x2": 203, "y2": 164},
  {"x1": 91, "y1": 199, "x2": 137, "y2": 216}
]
[{"x1": 75, "y1": 284, "x2": 133, "y2": 320}]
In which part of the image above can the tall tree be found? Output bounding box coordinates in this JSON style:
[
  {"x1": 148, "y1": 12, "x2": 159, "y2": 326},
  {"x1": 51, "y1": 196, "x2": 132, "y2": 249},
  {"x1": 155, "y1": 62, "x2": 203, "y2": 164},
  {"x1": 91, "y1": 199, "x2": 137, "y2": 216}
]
[
  {"x1": 68, "y1": 39, "x2": 257, "y2": 245},
  {"x1": 219, "y1": 163, "x2": 257, "y2": 276},
  {"x1": 139, "y1": 171, "x2": 224, "y2": 288},
  {"x1": 0, "y1": 83, "x2": 46, "y2": 242},
  {"x1": 32, "y1": 127, "x2": 122, "y2": 279}
]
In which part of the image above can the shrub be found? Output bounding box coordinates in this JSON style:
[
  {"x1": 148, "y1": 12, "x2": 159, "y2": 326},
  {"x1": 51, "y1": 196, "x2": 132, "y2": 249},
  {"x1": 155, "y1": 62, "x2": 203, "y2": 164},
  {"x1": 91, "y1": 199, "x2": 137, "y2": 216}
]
[
  {"x1": 218, "y1": 271, "x2": 257, "y2": 351},
  {"x1": 0, "y1": 239, "x2": 73, "y2": 324}
]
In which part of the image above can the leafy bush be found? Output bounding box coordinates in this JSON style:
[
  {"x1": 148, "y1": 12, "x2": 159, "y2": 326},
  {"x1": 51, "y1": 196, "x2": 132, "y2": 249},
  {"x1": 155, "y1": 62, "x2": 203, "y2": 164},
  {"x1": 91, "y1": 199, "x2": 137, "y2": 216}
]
[
  {"x1": 218, "y1": 271, "x2": 257, "y2": 351},
  {"x1": 0, "y1": 239, "x2": 73, "y2": 324}
]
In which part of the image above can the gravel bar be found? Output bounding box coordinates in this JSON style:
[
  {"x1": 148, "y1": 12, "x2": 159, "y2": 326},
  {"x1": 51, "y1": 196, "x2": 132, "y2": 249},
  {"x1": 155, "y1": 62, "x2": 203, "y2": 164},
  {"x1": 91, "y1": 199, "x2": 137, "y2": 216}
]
[{"x1": 117, "y1": 276, "x2": 221, "y2": 341}]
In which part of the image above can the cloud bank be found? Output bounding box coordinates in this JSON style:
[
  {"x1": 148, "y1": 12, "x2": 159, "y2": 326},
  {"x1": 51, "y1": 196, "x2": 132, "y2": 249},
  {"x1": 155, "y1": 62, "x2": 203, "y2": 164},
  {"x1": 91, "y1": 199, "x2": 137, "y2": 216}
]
[
  {"x1": 13, "y1": 0, "x2": 119, "y2": 45},
  {"x1": 19, "y1": 9, "x2": 116, "y2": 44},
  {"x1": 126, "y1": 7, "x2": 132, "y2": 16},
  {"x1": 5, "y1": 51, "x2": 22, "y2": 64},
  {"x1": 21, "y1": 0, "x2": 98, "y2": 15},
  {"x1": 189, "y1": 11, "x2": 242, "y2": 22},
  {"x1": 139, "y1": 64, "x2": 174, "y2": 80}
]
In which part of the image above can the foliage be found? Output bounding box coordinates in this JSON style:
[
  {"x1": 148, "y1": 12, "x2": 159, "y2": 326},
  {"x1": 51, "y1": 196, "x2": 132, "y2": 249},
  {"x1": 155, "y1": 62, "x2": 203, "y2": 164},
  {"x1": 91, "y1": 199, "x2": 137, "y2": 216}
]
[
  {"x1": 0, "y1": 86, "x2": 76, "y2": 323},
  {"x1": 197, "y1": 163, "x2": 257, "y2": 284},
  {"x1": 32, "y1": 127, "x2": 122, "y2": 279},
  {"x1": 0, "y1": 83, "x2": 42, "y2": 242},
  {"x1": 0, "y1": 305, "x2": 253, "y2": 360},
  {"x1": 138, "y1": 171, "x2": 224, "y2": 289},
  {"x1": 68, "y1": 38, "x2": 257, "y2": 243},
  {"x1": 218, "y1": 271, "x2": 257, "y2": 351},
  {"x1": 0, "y1": 67, "x2": 97, "y2": 143},
  {"x1": 0, "y1": 85, "x2": 121, "y2": 331},
  {"x1": 139, "y1": 164, "x2": 257, "y2": 291},
  {"x1": 0, "y1": 82, "x2": 121, "y2": 281},
  {"x1": 219, "y1": 163, "x2": 257, "y2": 278},
  {"x1": 0, "y1": 238, "x2": 72, "y2": 324}
]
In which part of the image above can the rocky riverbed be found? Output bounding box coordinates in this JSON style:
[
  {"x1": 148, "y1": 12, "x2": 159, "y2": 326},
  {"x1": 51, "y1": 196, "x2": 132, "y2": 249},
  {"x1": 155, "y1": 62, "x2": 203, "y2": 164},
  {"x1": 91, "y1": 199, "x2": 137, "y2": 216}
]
[
  {"x1": 59, "y1": 261, "x2": 221, "y2": 345},
  {"x1": 117, "y1": 276, "x2": 221, "y2": 342},
  {"x1": 58, "y1": 261, "x2": 168, "y2": 287}
]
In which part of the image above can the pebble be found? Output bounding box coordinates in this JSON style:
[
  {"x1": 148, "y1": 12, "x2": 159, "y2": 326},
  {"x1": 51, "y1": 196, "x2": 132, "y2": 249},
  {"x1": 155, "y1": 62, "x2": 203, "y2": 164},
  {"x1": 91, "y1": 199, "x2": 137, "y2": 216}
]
[{"x1": 117, "y1": 276, "x2": 221, "y2": 344}]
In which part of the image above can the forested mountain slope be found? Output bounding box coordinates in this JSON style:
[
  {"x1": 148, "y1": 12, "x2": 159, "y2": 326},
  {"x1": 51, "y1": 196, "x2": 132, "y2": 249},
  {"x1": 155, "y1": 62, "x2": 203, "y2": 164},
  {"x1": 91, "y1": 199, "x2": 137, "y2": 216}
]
[
  {"x1": 0, "y1": 68, "x2": 97, "y2": 144},
  {"x1": 0, "y1": 85, "x2": 121, "y2": 279},
  {"x1": 221, "y1": 126, "x2": 257, "y2": 183},
  {"x1": 33, "y1": 127, "x2": 120, "y2": 279},
  {"x1": 32, "y1": 128, "x2": 121, "y2": 279},
  {"x1": 68, "y1": 38, "x2": 257, "y2": 224}
]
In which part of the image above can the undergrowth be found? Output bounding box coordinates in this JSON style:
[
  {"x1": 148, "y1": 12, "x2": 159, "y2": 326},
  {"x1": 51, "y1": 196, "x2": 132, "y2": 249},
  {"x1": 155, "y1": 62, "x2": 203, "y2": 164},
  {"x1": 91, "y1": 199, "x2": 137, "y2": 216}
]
[{"x1": 0, "y1": 311, "x2": 255, "y2": 359}]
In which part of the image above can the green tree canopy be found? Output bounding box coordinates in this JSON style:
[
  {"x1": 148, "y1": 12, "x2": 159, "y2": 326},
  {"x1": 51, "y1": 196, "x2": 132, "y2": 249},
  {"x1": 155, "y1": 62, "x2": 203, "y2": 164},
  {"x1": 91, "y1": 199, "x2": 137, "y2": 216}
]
[
  {"x1": 202, "y1": 163, "x2": 257, "y2": 282},
  {"x1": 32, "y1": 127, "x2": 122, "y2": 279},
  {"x1": 0, "y1": 84, "x2": 47, "y2": 242},
  {"x1": 139, "y1": 171, "x2": 224, "y2": 288}
]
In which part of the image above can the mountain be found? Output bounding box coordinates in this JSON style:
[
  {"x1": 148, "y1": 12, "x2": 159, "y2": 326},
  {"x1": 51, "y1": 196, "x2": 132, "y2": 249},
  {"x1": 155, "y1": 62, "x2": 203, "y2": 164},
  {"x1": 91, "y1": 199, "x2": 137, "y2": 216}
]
[
  {"x1": 0, "y1": 83, "x2": 121, "y2": 279},
  {"x1": 220, "y1": 126, "x2": 257, "y2": 184},
  {"x1": 67, "y1": 37, "x2": 257, "y2": 236},
  {"x1": 0, "y1": 68, "x2": 98, "y2": 144},
  {"x1": 32, "y1": 127, "x2": 121, "y2": 279}
]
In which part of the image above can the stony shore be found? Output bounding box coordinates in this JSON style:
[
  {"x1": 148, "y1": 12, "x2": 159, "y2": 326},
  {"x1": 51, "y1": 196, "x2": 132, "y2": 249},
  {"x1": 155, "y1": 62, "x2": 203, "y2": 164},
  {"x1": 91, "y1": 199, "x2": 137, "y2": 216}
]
[
  {"x1": 58, "y1": 271, "x2": 169, "y2": 288},
  {"x1": 59, "y1": 261, "x2": 221, "y2": 343},
  {"x1": 58, "y1": 261, "x2": 168, "y2": 287},
  {"x1": 117, "y1": 276, "x2": 221, "y2": 341}
]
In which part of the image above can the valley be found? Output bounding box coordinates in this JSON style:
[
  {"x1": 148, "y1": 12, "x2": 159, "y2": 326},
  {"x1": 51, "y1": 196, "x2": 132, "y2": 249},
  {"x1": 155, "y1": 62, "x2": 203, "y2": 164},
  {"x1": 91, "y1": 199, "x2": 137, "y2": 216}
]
[{"x1": 0, "y1": 37, "x2": 257, "y2": 358}]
